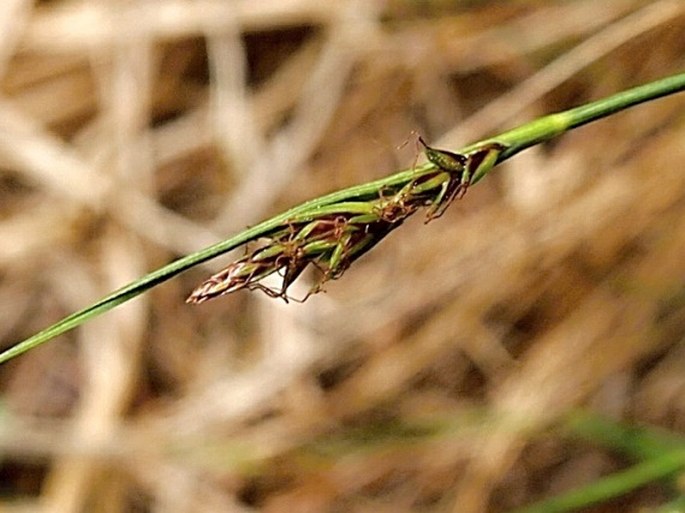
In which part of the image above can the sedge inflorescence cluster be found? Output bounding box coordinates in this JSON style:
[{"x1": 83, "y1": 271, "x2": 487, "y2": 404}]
[{"x1": 187, "y1": 140, "x2": 506, "y2": 303}]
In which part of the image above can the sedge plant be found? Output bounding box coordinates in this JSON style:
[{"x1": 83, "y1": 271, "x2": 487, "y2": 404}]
[{"x1": 1, "y1": 72, "x2": 684, "y2": 364}]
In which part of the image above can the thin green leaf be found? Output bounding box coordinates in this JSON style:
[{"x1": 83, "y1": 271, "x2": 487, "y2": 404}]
[
  {"x1": 1, "y1": 72, "x2": 684, "y2": 363},
  {"x1": 507, "y1": 451, "x2": 685, "y2": 513}
]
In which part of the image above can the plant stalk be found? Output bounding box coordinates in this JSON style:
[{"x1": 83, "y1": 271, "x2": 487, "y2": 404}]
[{"x1": 1, "y1": 72, "x2": 684, "y2": 364}]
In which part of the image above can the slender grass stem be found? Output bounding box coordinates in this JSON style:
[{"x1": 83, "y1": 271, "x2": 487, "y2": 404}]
[
  {"x1": 1, "y1": 72, "x2": 684, "y2": 363},
  {"x1": 470, "y1": 71, "x2": 685, "y2": 183},
  {"x1": 566, "y1": 411, "x2": 685, "y2": 461},
  {"x1": 507, "y1": 450, "x2": 685, "y2": 513}
]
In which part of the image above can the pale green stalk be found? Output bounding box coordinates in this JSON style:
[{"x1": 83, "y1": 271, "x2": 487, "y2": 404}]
[{"x1": 1, "y1": 72, "x2": 684, "y2": 364}]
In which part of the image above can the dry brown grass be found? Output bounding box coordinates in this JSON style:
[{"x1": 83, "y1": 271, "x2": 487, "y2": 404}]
[{"x1": 1, "y1": 1, "x2": 685, "y2": 512}]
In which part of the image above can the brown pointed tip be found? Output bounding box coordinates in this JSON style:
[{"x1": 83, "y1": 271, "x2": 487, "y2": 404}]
[{"x1": 186, "y1": 288, "x2": 210, "y2": 304}]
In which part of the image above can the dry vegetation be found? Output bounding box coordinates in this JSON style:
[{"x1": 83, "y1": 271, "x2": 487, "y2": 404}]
[{"x1": 1, "y1": 1, "x2": 685, "y2": 512}]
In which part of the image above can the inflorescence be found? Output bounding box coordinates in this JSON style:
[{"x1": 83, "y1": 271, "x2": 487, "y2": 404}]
[{"x1": 187, "y1": 139, "x2": 506, "y2": 304}]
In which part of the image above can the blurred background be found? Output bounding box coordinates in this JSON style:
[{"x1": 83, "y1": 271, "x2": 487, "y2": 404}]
[{"x1": 1, "y1": 1, "x2": 685, "y2": 512}]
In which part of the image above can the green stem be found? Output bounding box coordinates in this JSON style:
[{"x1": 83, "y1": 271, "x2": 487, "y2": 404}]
[
  {"x1": 566, "y1": 411, "x2": 685, "y2": 461},
  {"x1": 507, "y1": 450, "x2": 685, "y2": 513},
  {"x1": 2, "y1": 72, "x2": 684, "y2": 363},
  {"x1": 470, "y1": 71, "x2": 685, "y2": 183}
]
